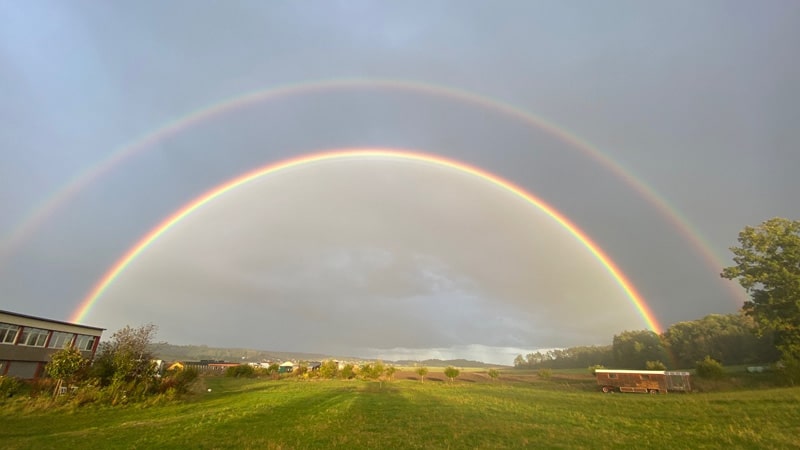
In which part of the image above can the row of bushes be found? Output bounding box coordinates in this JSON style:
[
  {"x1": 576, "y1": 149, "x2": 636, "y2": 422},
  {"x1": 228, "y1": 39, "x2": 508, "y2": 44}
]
[
  {"x1": 225, "y1": 361, "x2": 377, "y2": 380},
  {"x1": 0, "y1": 367, "x2": 200, "y2": 407}
]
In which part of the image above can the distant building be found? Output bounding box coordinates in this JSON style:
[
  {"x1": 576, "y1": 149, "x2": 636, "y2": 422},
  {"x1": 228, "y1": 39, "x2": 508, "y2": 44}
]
[{"x1": 0, "y1": 309, "x2": 104, "y2": 379}]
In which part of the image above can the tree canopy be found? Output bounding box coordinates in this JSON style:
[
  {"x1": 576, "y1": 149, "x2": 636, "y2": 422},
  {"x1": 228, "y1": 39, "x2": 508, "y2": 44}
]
[
  {"x1": 721, "y1": 217, "x2": 800, "y2": 378},
  {"x1": 443, "y1": 366, "x2": 460, "y2": 382},
  {"x1": 92, "y1": 324, "x2": 159, "y2": 386},
  {"x1": 46, "y1": 345, "x2": 87, "y2": 397},
  {"x1": 415, "y1": 367, "x2": 429, "y2": 383},
  {"x1": 612, "y1": 330, "x2": 667, "y2": 369}
]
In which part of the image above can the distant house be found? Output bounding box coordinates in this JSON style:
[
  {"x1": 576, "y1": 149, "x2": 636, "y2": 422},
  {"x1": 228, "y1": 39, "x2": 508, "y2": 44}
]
[
  {"x1": 278, "y1": 361, "x2": 295, "y2": 373},
  {"x1": 183, "y1": 360, "x2": 233, "y2": 373},
  {"x1": 308, "y1": 361, "x2": 322, "y2": 371},
  {"x1": 0, "y1": 309, "x2": 104, "y2": 379},
  {"x1": 208, "y1": 362, "x2": 240, "y2": 371}
]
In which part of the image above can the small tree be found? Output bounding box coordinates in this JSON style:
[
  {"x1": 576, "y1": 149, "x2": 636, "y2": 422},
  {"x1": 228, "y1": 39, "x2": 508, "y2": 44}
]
[
  {"x1": 487, "y1": 368, "x2": 500, "y2": 381},
  {"x1": 385, "y1": 366, "x2": 397, "y2": 381},
  {"x1": 696, "y1": 356, "x2": 726, "y2": 379},
  {"x1": 46, "y1": 345, "x2": 87, "y2": 398},
  {"x1": 416, "y1": 367, "x2": 429, "y2": 383},
  {"x1": 360, "y1": 361, "x2": 386, "y2": 387},
  {"x1": 444, "y1": 366, "x2": 460, "y2": 382},
  {"x1": 319, "y1": 360, "x2": 338, "y2": 379},
  {"x1": 372, "y1": 360, "x2": 386, "y2": 380},
  {"x1": 645, "y1": 360, "x2": 666, "y2": 370},
  {"x1": 340, "y1": 364, "x2": 356, "y2": 380}
]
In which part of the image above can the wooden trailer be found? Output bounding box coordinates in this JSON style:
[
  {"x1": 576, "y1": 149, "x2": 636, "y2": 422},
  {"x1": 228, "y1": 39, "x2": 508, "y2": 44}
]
[{"x1": 595, "y1": 369, "x2": 691, "y2": 394}]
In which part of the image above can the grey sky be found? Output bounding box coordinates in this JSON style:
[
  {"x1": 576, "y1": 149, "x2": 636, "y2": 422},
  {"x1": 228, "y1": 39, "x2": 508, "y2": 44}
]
[{"x1": 1, "y1": 1, "x2": 798, "y2": 364}]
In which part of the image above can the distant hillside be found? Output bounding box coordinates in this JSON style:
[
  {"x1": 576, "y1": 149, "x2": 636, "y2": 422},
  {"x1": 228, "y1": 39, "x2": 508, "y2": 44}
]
[
  {"x1": 149, "y1": 343, "x2": 335, "y2": 363},
  {"x1": 393, "y1": 358, "x2": 509, "y2": 368}
]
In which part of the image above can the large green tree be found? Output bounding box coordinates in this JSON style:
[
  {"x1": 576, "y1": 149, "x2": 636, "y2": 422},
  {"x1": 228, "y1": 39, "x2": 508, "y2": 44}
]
[
  {"x1": 92, "y1": 324, "x2": 159, "y2": 386},
  {"x1": 721, "y1": 218, "x2": 800, "y2": 376}
]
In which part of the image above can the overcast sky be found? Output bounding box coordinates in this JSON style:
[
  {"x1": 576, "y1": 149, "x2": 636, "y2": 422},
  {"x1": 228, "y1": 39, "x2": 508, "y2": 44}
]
[{"x1": 1, "y1": 1, "x2": 798, "y2": 365}]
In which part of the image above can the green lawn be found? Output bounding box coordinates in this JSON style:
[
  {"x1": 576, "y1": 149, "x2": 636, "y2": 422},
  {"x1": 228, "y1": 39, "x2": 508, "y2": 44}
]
[{"x1": 2, "y1": 376, "x2": 799, "y2": 449}]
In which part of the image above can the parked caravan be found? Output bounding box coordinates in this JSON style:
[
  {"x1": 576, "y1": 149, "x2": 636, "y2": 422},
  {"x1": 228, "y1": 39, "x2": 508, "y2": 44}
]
[{"x1": 595, "y1": 369, "x2": 691, "y2": 394}]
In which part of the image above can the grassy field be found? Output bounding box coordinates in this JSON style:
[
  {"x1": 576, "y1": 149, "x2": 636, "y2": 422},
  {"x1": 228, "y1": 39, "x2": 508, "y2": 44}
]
[{"x1": 1, "y1": 373, "x2": 799, "y2": 449}]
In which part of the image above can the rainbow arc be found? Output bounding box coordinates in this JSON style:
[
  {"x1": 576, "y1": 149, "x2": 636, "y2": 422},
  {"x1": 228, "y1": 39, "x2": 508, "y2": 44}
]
[{"x1": 70, "y1": 148, "x2": 663, "y2": 333}]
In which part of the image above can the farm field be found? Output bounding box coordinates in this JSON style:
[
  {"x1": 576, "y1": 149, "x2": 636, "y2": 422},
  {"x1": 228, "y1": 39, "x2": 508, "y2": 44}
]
[{"x1": 2, "y1": 373, "x2": 799, "y2": 449}]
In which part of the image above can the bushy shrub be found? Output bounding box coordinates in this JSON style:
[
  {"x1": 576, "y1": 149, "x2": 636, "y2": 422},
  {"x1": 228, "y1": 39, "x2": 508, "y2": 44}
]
[
  {"x1": 359, "y1": 362, "x2": 385, "y2": 381},
  {"x1": 160, "y1": 367, "x2": 199, "y2": 393},
  {"x1": 775, "y1": 357, "x2": 800, "y2": 386},
  {"x1": 537, "y1": 368, "x2": 552, "y2": 379},
  {"x1": 71, "y1": 384, "x2": 102, "y2": 406},
  {"x1": 225, "y1": 364, "x2": 255, "y2": 378},
  {"x1": 588, "y1": 365, "x2": 605, "y2": 375},
  {"x1": 27, "y1": 377, "x2": 57, "y2": 398},
  {"x1": 696, "y1": 356, "x2": 725, "y2": 379},
  {"x1": 319, "y1": 360, "x2": 338, "y2": 379},
  {"x1": 487, "y1": 368, "x2": 500, "y2": 380},
  {"x1": 340, "y1": 364, "x2": 355, "y2": 380},
  {"x1": 646, "y1": 360, "x2": 666, "y2": 370},
  {"x1": 0, "y1": 376, "x2": 22, "y2": 398},
  {"x1": 359, "y1": 363, "x2": 375, "y2": 381}
]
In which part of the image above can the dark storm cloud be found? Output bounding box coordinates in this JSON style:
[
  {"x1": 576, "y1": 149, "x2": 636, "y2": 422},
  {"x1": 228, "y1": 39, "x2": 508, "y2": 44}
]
[{"x1": 1, "y1": 1, "x2": 799, "y2": 363}]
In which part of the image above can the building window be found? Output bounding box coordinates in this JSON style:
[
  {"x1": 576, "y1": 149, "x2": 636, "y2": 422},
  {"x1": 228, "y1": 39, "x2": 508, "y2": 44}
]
[
  {"x1": 19, "y1": 327, "x2": 49, "y2": 347},
  {"x1": 48, "y1": 331, "x2": 75, "y2": 349},
  {"x1": 75, "y1": 335, "x2": 96, "y2": 351},
  {"x1": 0, "y1": 323, "x2": 19, "y2": 344},
  {"x1": 641, "y1": 374, "x2": 650, "y2": 380},
  {"x1": 608, "y1": 373, "x2": 617, "y2": 379}
]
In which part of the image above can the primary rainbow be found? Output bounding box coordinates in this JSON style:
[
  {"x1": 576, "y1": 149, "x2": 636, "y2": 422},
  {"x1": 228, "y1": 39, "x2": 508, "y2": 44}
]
[{"x1": 70, "y1": 148, "x2": 663, "y2": 333}]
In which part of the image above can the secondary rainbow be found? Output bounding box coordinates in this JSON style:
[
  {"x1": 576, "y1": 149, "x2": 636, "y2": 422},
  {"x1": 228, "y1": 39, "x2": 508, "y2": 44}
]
[
  {"x1": 1, "y1": 78, "x2": 743, "y2": 306},
  {"x1": 70, "y1": 148, "x2": 663, "y2": 333}
]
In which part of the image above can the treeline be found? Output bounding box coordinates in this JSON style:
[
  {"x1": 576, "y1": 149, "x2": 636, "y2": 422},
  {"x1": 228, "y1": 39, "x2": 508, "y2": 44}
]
[{"x1": 514, "y1": 312, "x2": 779, "y2": 370}]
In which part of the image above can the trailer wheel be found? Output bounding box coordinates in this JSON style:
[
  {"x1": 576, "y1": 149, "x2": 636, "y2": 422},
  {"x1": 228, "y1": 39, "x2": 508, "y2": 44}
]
[
  {"x1": 602, "y1": 386, "x2": 610, "y2": 393},
  {"x1": 648, "y1": 389, "x2": 658, "y2": 394}
]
